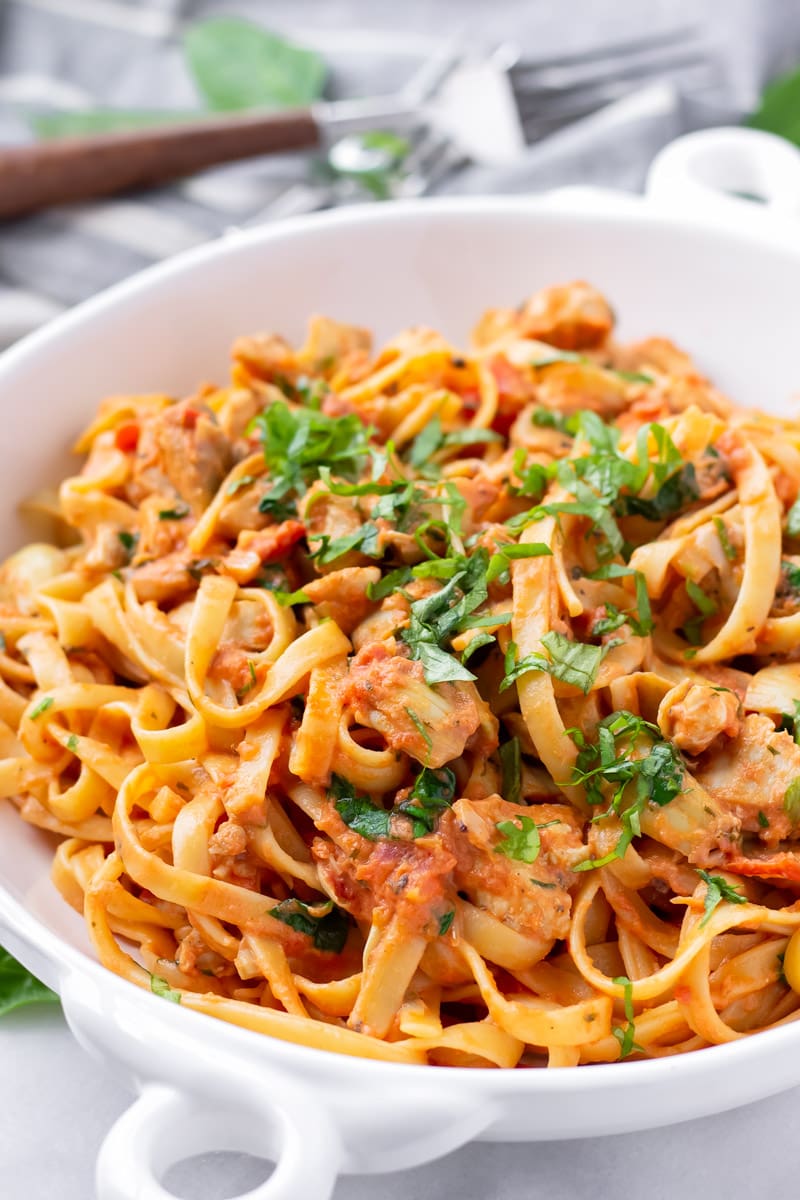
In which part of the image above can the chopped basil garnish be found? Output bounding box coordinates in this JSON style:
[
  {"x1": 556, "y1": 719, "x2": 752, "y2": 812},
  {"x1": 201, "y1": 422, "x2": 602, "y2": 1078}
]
[
  {"x1": 697, "y1": 869, "x2": 746, "y2": 927},
  {"x1": 269, "y1": 898, "x2": 350, "y2": 953}
]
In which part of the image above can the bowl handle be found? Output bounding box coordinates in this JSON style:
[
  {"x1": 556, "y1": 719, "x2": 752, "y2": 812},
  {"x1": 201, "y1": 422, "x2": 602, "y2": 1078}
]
[
  {"x1": 645, "y1": 126, "x2": 800, "y2": 232},
  {"x1": 95, "y1": 1080, "x2": 342, "y2": 1200}
]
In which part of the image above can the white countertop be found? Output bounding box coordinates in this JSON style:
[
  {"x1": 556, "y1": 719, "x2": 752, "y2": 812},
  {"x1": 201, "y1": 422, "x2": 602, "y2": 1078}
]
[{"x1": 2, "y1": 1003, "x2": 799, "y2": 1199}]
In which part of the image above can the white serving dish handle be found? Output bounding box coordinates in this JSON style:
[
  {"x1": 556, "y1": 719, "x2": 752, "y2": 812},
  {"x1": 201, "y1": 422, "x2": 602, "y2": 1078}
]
[
  {"x1": 94, "y1": 1081, "x2": 340, "y2": 1200},
  {"x1": 646, "y1": 125, "x2": 800, "y2": 238}
]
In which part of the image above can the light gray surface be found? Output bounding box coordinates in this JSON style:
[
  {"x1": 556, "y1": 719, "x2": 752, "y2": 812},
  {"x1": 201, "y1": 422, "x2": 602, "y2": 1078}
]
[{"x1": 3, "y1": 1, "x2": 800, "y2": 1198}]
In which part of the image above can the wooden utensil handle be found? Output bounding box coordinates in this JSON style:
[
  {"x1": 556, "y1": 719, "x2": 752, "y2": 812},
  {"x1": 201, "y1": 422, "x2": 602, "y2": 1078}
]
[{"x1": 0, "y1": 108, "x2": 321, "y2": 220}]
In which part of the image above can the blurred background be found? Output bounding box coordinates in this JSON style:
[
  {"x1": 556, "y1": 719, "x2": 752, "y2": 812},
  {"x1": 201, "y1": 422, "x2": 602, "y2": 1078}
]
[{"x1": 0, "y1": 0, "x2": 799, "y2": 348}]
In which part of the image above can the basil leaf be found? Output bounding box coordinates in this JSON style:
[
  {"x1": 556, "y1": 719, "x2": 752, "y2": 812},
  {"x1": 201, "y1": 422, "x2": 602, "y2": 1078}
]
[
  {"x1": 617, "y1": 462, "x2": 699, "y2": 521},
  {"x1": 331, "y1": 775, "x2": 391, "y2": 841},
  {"x1": 748, "y1": 65, "x2": 800, "y2": 147},
  {"x1": 714, "y1": 516, "x2": 737, "y2": 561},
  {"x1": 158, "y1": 506, "x2": 190, "y2": 521},
  {"x1": 787, "y1": 497, "x2": 800, "y2": 538},
  {"x1": 396, "y1": 766, "x2": 456, "y2": 835},
  {"x1": 184, "y1": 17, "x2": 326, "y2": 111},
  {"x1": 499, "y1": 737, "x2": 521, "y2": 806},
  {"x1": 611, "y1": 975, "x2": 643, "y2": 1059},
  {"x1": 415, "y1": 641, "x2": 477, "y2": 684},
  {"x1": 461, "y1": 631, "x2": 496, "y2": 664},
  {"x1": 697, "y1": 869, "x2": 746, "y2": 927},
  {"x1": 150, "y1": 975, "x2": 181, "y2": 1003},
  {"x1": 500, "y1": 632, "x2": 606, "y2": 696},
  {"x1": 784, "y1": 777, "x2": 800, "y2": 822},
  {"x1": 588, "y1": 563, "x2": 653, "y2": 636},
  {"x1": 495, "y1": 815, "x2": 541, "y2": 863},
  {"x1": 486, "y1": 542, "x2": 552, "y2": 584},
  {"x1": 269, "y1": 899, "x2": 350, "y2": 953},
  {"x1": 571, "y1": 711, "x2": 684, "y2": 869},
  {"x1": 438, "y1": 910, "x2": 455, "y2": 936},
  {"x1": 0, "y1": 948, "x2": 58, "y2": 1017}
]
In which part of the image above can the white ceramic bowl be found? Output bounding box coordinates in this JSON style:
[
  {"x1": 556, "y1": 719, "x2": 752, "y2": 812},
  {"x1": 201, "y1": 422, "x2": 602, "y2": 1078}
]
[{"x1": 3, "y1": 129, "x2": 800, "y2": 1200}]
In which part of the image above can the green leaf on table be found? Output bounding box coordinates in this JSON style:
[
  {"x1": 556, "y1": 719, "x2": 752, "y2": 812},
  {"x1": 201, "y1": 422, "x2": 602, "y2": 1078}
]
[
  {"x1": 747, "y1": 66, "x2": 800, "y2": 147},
  {"x1": 184, "y1": 17, "x2": 327, "y2": 111},
  {"x1": 0, "y1": 947, "x2": 58, "y2": 1017}
]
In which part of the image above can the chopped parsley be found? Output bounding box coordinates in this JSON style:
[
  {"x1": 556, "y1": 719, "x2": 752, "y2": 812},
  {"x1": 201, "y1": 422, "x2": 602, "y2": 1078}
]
[
  {"x1": 696, "y1": 869, "x2": 746, "y2": 927},
  {"x1": 571, "y1": 712, "x2": 684, "y2": 869},
  {"x1": 269, "y1": 898, "x2": 349, "y2": 953}
]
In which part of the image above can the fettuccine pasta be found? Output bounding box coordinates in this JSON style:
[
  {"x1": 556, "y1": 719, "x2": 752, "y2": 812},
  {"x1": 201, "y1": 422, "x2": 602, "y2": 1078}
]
[{"x1": 5, "y1": 280, "x2": 800, "y2": 1068}]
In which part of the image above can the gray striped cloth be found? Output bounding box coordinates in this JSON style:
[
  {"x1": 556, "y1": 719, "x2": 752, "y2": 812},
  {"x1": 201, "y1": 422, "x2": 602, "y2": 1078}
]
[{"x1": 0, "y1": 0, "x2": 797, "y2": 348}]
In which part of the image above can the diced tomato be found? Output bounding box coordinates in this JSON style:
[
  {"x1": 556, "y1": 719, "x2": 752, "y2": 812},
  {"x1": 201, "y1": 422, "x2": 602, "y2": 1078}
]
[
  {"x1": 252, "y1": 519, "x2": 306, "y2": 563},
  {"x1": 181, "y1": 406, "x2": 200, "y2": 430},
  {"x1": 114, "y1": 422, "x2": 140, "y2": 452}
]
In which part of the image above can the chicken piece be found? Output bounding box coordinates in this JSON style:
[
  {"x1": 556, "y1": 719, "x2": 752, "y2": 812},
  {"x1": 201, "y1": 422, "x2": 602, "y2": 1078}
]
[
  {"x1": 216, "y1": 384, "x2": 276, "y2": 441},
  {"x1": 342, "y1": 642, "x2": 492, "y2": 767},
  {"x1": 297, "y1": 315, "x2": 372, "y2": 373},
  {"x1": 301, "y1": 566, "x2": 380, "y2": 634},
  {"x1": 613, "y1": 336, "x2": 698, "y2": 378},
  {"x1": 313, "y1": 831, "x2": 456, "y2": 934},
  {"x1": 693, "y1": 714, "x2": 800, "y2": 845},
  {"x1": 219, "y1": 520, "x2": 306, "y2": 584},
  {"x1": 300, "y1": 484, "x2": 370, "y2": 574},
  {"x1": 231, "y1": 333, "x2": 296, "y2": 383},
  {"x1": 658, "y1": 681, "x2": 742, "y2": 756},
  {"x1": 535, "y1": 361, "x2": 629, "y2": 418},
  {"x1": 130, "y1": 548, "x2": 197, "y2": 603},
  {"x1": 451, "y1": 473, "x2": 503, "y2": 536},
  {"x1": 440, "y1": 797, "x2": 586, "y2": 944},
  {"x1": 519, "y1": 281, "x2": 614, "y2": 350},
  {"x1": 129, "y1": 398, "x2": 233, "y2": 513},
  {"x1": 216, "y1": 483, "x2": 271, "y2": 539}
]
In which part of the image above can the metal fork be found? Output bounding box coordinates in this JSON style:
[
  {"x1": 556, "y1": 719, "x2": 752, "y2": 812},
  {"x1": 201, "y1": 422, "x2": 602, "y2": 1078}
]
[{"x1": 242, "y1": 24, "x2": 712, "y2": 224}]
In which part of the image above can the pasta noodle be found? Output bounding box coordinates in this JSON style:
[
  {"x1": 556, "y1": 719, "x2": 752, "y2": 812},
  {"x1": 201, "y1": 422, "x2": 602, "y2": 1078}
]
[{"x1": 4, "y1": 282, "x2": 800, "y2": 1068}]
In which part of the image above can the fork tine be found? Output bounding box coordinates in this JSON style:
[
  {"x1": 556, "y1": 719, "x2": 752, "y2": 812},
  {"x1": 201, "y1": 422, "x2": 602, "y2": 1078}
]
[
  {"x1": 510, "y1": 25, "x2": 702, "y2": 73},
  {"x1": 514, "y1": 48, "x2": 713, "y2": 108},
  {"x1": 512, "y1": 43, "x2": 711, "y2": 93},
  {"x1": 519, "y1": 66, "x2": 717, "y2": 137}
]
